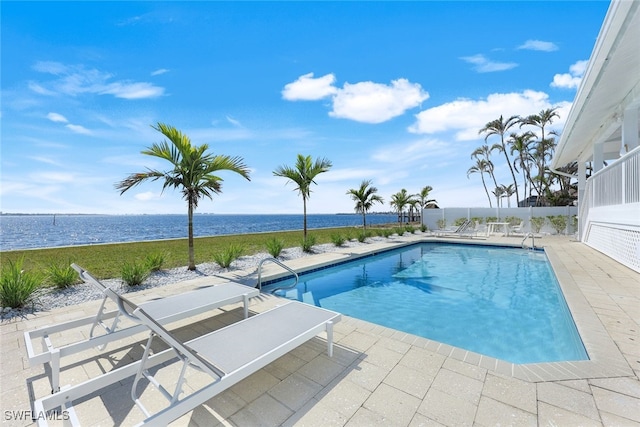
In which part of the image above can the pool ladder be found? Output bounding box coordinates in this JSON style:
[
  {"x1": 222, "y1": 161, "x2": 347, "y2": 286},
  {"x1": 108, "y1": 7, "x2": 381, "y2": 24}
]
[
  {"x1": 256, "y1": 257, "x2": 299, "y2": 293},
  {"x1": 521, "y1": 232, "x2": 535, "y2": 250}
]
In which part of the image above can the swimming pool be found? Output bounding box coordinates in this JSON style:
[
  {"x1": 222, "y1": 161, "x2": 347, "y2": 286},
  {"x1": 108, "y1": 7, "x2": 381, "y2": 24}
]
[{"x1": 266, "y1": 243, "x2": 588, "y2": 364}]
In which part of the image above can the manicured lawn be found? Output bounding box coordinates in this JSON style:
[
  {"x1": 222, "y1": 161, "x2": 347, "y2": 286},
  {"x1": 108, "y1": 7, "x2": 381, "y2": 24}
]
[{"x1": 1, "y1": 227, "x2": 374, "y2": 282}]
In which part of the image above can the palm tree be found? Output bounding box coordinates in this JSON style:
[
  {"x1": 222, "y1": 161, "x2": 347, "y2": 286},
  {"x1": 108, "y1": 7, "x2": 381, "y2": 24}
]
[
  {"x1": 508, "y1": 131, "x2": 535, "y2": 205},
  {"x1": 471, "y1": 145, "x2": 499, "y2": 191},
  {"x1": 479, "y1": 115, "x2": 520, "y2": 205},
  {"x1": 500, "y1": 184, "x2": 516, "y2": 208},
  {"x1": 492, "y1": 186, "x2": 505, "y2": 208},
  {"x1": 273, "y1": 154, "x2": 332, "y2": 240},
  {"x1": 346, "y1": 180, "x2": 384, "y2": 229},
  {"x1": 115, "y1": 123, "x2": 251, "y2": 271},
  {"x1": 416, "y1": 185, "x2": 437, "y2": 226},
  {"x1": 467, "y1": 158, "x2": 493, "y2": 207},
  {"x1": 520, "y1": 108, "x2": 560, "y2": 205},
  {"x1": 390, "y1": 189, "x2": 414, "y2": 223}
]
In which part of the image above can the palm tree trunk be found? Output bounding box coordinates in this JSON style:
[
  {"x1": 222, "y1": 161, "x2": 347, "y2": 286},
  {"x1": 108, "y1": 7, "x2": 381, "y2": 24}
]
[
  {"x1": 187, "y1": 198, "x2": 196, "y2": 271},
  {"x1": 362, "y1": 211, "x2": 367, "y2": 229},
  {"x1": 303, "y1": 197, "x2": 308, "y2": 240},
  {"x1": 501, "y1": 138, "x2": 520, "y2": 207},
  {"x1": 481, "y1": 173, "x2": 492, "y2": 208}
]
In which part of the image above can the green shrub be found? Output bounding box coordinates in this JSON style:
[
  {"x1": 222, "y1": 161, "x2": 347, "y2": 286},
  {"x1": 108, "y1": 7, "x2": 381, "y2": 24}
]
[
  {"x1": 382, "y1": 228, "x2": 394, "y2": 238},
  {"x1": 121, "y1": 261, "x2": 150, "y2": 287},
  {"x1": 530, "y1": 217, "x2": 546, "y2": 233},
  {"x1": 330, "y1": 234, "x2": 346, "y2": 247},
  {"x1": 547, "y1": 215, "x2": 568, "y2": 234},
  {"x1": 453, "y1": 217, "x2": 467, "y2": 226},
  {"x1": 301, "y1": 235, "x2": 317, "y2": 253},
  {"x1": 436, "y1": 219, "x2": 447, "y2": 230},
  {"x1": 48, "y1": 262, "x2": 77, "y2": 289},
  {"x1": 265, "y1": 237, "x2": 285, "y2": 258},
  {"x1": 504, "y1": 216, "x2": 522, "y2": 227},
  {"x1": 470, "y1": 217, "x2": 484, "y2": 225},
  {"x1": 357, "y1": 230, "x2": 373, "y2": 243},
  {"x1": 144, "y1": 252, "x2": 165, "y2": 272},
  {"x1": 405, "y1": 225, "x2": 416, "y2": 234},
  {"x1": 394, "y1": 226, "x2": 406, "y2": 236},
  {"x1": 486, "y1": 216, "x2": 497, "y2": 223},
  {"x1": 212, "y1": 244, "x2": 244, "y2": 268},
  {"x1": 420, "y1": 224, "x2": 428, "y2": 232},
  {"x1": 0, "y1": 258, "x2": 43, "y2": 308}
]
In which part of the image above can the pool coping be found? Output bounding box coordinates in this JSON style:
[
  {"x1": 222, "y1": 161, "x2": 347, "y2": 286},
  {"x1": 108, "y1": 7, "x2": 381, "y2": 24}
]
[{"x1": 257, "y1": 236, "x2": 633, "y2": 382}]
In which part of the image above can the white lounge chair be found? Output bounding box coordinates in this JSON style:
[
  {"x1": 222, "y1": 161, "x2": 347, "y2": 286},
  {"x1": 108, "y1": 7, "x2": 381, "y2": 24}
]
[
  {"x1": 33, "y1": 288, "x2": 341, "y2": 427},
  {"x1": 436, "y1": 219, "x2": 476, "y2": 237},
  {"x1": 24, "y1": 264, "x2": 259, "y2": 393}
]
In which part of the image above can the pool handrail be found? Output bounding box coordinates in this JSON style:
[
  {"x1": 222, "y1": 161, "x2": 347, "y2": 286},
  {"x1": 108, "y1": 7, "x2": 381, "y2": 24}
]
[{"x1": 256, "y1": 257, "x2": 299, "y2": 293}]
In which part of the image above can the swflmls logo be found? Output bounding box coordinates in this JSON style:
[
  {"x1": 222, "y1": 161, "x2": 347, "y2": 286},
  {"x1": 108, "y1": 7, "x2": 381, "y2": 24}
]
[{"x1": 4, "y1": 410, "x2": 70, "y2": 421}]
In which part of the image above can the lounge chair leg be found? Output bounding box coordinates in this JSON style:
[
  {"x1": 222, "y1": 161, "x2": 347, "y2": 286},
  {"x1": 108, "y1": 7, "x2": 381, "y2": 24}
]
[
  {"x1": 50, "y1": 348, "x2": 60, "y2": 394},
  {"x1": 243, "y1": 294, "x2": 249, "y2": 319}
]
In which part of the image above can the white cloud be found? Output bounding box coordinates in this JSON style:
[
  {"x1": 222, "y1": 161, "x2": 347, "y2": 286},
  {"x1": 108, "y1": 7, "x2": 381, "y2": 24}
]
[
  {"x1": 30, "y1": 61, "x2": 165, "y2": 100},
  {"x1": 282, "y1": 72, "x2": 337, "y2": 100},
  {"x1": 409, "y1": 90, "x2": 561, "y2": 140},
  {"x1": 551, "y1": 60, "x2": 588, "y2": 89},
  {"x1": 65, "y1": 124, "x2": 93, "y2": 135},
  {"x1": 151, "y1": 68, "x2": 169, "y2": 76},
  {"x1": 226, "y1": 115, "x2": 242, "y2": 127},
  {"x1": 372, "y1": 138, "x2": 451, "y2": 164},
  {"x1": 30, "y1": 171, "x2": 75, "y2": 183},
  {"x1": 47, "y1": 112, "x2": 68, "y2": 123},
  {"x1": 100, "y1": 82, "x2": 164, "y2": 99},
  {"x1": 28, "y1": 82, "x2": 57, "y2": 96},
  {"x1": 518, "y1": 40, "x2": 559, "y2": 52},
  {"x1": 460, "y1": 54, "x2": 518, "y2": 73},
  {"x1": 330, "y1": 79, "x2": 429, "y2": 124},
  {"x1": 134, "y1": 191, "x2": 160, "y2": 201},
  {"x1": 283, "y1": 74, "x2": 428, "y2": 124},
  {"x1": 29, "y1": 156, "x2": 61, "y2": 166}
]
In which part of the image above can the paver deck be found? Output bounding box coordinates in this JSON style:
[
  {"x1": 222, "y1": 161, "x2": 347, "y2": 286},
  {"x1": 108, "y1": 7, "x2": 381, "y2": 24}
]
[{"x1": 1, "y1": 233, "x2": 639, "y2": 426}]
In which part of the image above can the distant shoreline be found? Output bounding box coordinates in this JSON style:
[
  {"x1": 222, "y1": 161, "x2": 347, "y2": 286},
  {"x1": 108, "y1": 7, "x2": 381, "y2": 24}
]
[{"x1": 1, "y1": 212, "x2": 395, "y2": 216}]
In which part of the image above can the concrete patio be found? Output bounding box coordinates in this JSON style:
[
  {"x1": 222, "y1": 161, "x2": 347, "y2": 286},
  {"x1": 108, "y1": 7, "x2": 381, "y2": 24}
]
[{"x1": 1, "y1": 234, "x2": 639, "y2": 426}]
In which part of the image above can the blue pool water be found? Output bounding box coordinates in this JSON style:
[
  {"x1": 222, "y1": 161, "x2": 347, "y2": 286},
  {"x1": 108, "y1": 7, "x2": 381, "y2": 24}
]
[{"x1": 267, "y1": 243, "x2": 588, "y2": 364}]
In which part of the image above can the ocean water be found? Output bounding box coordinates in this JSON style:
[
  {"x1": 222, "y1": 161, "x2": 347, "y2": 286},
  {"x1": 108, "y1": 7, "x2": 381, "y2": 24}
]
[{"x1": 0, "y1": 213, "x2": 399, "y2": 250}]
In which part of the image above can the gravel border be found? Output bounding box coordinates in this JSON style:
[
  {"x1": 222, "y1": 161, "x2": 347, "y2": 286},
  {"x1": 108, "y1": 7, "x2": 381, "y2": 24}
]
[{"x1": 1, "y1": 237, "x2": 393, "y2": 321}]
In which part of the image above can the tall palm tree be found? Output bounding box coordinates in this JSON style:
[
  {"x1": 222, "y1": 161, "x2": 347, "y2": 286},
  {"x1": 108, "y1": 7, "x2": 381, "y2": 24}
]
[
  {"x1": 273, "y1": 154, "x2": 332, "y2": 240},
  {"x1": 492, "y1": 186, "x2": 505, "y2": 208},
  {"x1": 508, "y1": 131, "x2": 535, "y2": 205},
  {"x1": 116, "y1": 123, "x2": 251, "y2": 271},
  {"x1": 500, "y1": 184, "x2": 515, "y2": 208},
  {"x1": 471, "y1": 145, "x2": 498, "y2": 191},
  {"x1": 520, "y1": 108, "x2": 560, "y2": 205},
  {"x1": 467, "y1": 159, "x2": 493, "y2": 207},
  {"x1": 417, "y1": 185, "x2": 437, "y2": 226},
  {"x1": 346, "y1": 180, "x2": 384, "y2": 229},
  {"x1": 389, "y1": 189, "x2": 414, "y2": 223},
  {"x1": 479, "y1": 115, "x2": 520, "y2": 205}
]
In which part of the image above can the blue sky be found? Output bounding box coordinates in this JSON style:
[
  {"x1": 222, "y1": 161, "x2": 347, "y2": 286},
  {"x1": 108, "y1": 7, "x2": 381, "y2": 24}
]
[{"x1": 1, "y1": 1, "x2": 610, "y2": 215}]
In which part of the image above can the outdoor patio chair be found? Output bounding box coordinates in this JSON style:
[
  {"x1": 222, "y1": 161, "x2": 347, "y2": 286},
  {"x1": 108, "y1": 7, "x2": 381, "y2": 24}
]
[
  {"x1": 24, "y1": 264, "x2": 259, "y2": 393},
  {"x1": 510, "y1": 221, "x2": 526, "y2": 235},
  {"x1": 33, "y1": 289, "x2": 341, "y2": 427},
  {"x1": 436, "y1": 219, "x2": 475, "y2": 237}
]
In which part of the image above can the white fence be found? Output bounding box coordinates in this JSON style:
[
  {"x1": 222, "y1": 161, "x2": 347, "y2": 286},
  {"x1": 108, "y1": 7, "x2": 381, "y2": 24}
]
[
  {"x1": 578, "y1": 146, "x2": 640, "y2": 272},
  {"x1": 422, "y1": 206, "x2": 578, "y2": 235}
]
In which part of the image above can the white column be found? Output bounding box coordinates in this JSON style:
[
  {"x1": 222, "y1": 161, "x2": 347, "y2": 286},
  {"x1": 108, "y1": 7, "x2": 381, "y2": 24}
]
[
  {"x1": 593, "y1": 142, "x2": 604, "y2": 172},
  {"x1": 578, "y1": 162, "x2": 586, "y2": 204},
  {"x1": 622, "y1": 105, "x2": 639, "y2": 154}
]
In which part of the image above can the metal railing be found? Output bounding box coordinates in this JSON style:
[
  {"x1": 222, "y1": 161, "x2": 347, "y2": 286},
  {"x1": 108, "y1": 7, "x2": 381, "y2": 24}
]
[
  {"x1": 256, "y1": 257, "x2": 299, "y2": 293},
  {"x1": 580, "y1": 145, "x2": 640, "y2": 239},
  {"x1": 521, "y1": 232, "x2": 535, "y2": 250}
]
